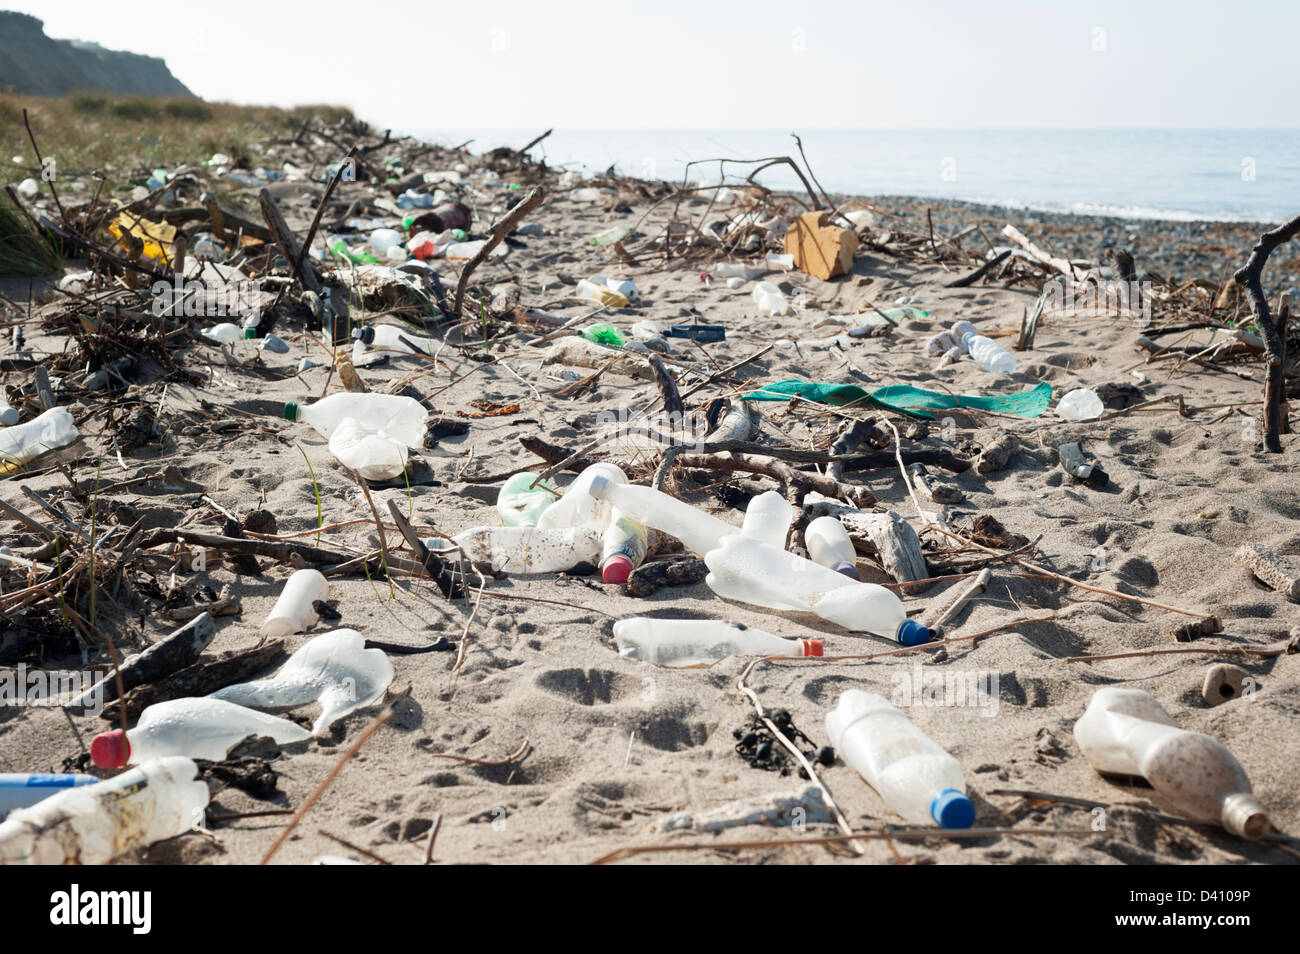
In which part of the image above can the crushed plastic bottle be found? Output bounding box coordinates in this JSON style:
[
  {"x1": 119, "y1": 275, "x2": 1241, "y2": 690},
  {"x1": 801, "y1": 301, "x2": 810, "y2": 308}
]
[
  {"x1": 826, "y1": 690, "x2": 975, "y2": 828},
  {"x1": 90, "y1": 697, "x2": 313, "y2": 767},
  {"x1": 0, "y1": 758, "x2": 209, "y2": 864},
  {"x1": 367, "y1": 229, "x2": 405, "y2": 254},
  {"x1": 805, "y1": 515, "x2": 860, "y2": 579},
  {"x1": 587, "y1": 475, "x2": 737, "y2": 556},
  {"x1": 452, "y1": 525, "x2": 602, "y2": 574},
  {"x1": 715, "y1": 263, "x2": 764, "y2": 281},
  {"x1": 600, "y1": 509, "x2": 647, "y2": 583},
  {"x1": 1074, "y1": 687, "x2": 1269, "y2": 838},
  {"x1": 351, "y1": 324, "x2": 440, "y2": 357},
  {"x1": 704, "y1": 534, "x2": 931, "y2": 643},
  {"x1": 613, "y1": 617, "x2": 821, "y2": 668},
  {"x1": 0, "y1": 406, "x2": 79, "y2": 469},
  {"x1": 210, "y1": 629, "x2": 394, "y2": 737},
  {"x1": 740, "y1": 490, "x2": 792, "y2": 550},
  {"x1": 0, "y1": 773, "x2": 98, "y2": 818},
  {"x1": 961, "y1": 332, "x2": 1017, "y2": 374},
  {"x1": 283, "y1": 393, "x2": 426, "y2": 446},
  {"x1": 1056, "y1": 387, "x2": 1104, "y2": 421},
  {"x1": 261, "y1": 568, "x2": 328, "y2": 638},
  {"x1": 497, "y1": 471, "x2": 558, "y2": 526},
  {"x1": 537, "y1": 463, "x2": 627, "y2": 532},
  {"x1": 752, "y1": 281, "x2": 790, "y2": 316},
  {"x1": 328, "y1": 418, "x2": 410, "y2": 480}
]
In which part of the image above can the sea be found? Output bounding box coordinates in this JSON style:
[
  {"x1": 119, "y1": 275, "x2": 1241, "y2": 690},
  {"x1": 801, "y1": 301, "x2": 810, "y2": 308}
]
[{"x1": 407, "y1": 128, "x2": 1299, "y2": 225}]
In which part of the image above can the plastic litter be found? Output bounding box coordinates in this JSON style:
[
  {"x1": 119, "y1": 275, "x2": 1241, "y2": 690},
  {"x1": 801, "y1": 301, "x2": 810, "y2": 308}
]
[
  {"x1": 751, "y1": 281, "x2": 790, "y2": 316},
  {"x1": 740, "y1": 490, "x2": 792, "y2": 549},
  {"x1": 805, "y1": 516, "x2": 860, "y2": 579},
  {"x1": 962, "y1": 332, "x2": 1017, "y2": 374},
  {"x1": 613, "y1": 617, "x2": 821, "y2": 667},
  {"x1": 0, "y1": 774, "x2": 98, "y2": 818},
  {"x1": 261, "y1": 568, "x2": 329, "y2": 638},
  {"x1": 587, "y1": 475, "x2": 737, "y2": 556},
  {"x1": 497, "y1": 471, "x2": 558, "y2": 526},
  {"x1": 660, "y1": 784, "x2": 832, "y2": 832},
  {"x1": 0, "y1": 406, "x2": 79, "y2": 470},
  {"x1": 452, "y1": 525, "x2": 602, "y2": 574},
  {"x1": 1056, "y1": 387, "x2": 1104, "y2": 421},
  {"x1": 600, "y1": 509, "x2": 647, "y2": 583},
  {"x1": 283, "y1": 393, "x2": 426, "y2": 446}
]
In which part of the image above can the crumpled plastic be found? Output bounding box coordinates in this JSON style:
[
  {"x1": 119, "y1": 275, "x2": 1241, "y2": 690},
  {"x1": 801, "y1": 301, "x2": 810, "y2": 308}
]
[
  {"x1": 743, "y1": 379, "x2": 1053, "y2": 419},
  {"x1": 327, "y1": 417, "x2": 409, "y2": 481},
  {"x1": 209, "y1": 629, "x2": 394, "y2": 737}
]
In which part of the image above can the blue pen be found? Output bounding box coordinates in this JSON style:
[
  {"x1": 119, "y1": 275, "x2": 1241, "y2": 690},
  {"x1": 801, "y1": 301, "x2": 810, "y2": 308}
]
[{"x1": 0, "y1": 773, "x2": 99, "y2": 817}]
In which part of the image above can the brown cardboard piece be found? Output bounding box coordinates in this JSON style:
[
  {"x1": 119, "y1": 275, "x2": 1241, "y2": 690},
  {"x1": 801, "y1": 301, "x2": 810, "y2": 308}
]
[{"x1": 784, "y1": 210, "x2": 858, "y2": 280}]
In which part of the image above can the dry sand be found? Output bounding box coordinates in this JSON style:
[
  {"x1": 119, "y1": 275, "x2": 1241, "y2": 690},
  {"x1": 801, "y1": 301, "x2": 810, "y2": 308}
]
[{"x1": 2, "y1": 164, "x2": 1297, "y2": 867}]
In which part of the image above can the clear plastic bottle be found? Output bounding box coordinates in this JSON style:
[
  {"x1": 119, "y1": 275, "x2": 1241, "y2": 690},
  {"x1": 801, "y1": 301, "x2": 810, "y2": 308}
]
[
  {"x1": 0, "y1": 758, "x2": 209, "y2": 864},
  {"x1": 587, "y1": 475, "x2": 738, "y2": 556},
  {"x1": 328, "y1": 418, "x2": 409, "y2": 480},
  {"x1": 589, "y1": 226, "x2": 633, "y2": 247},
  {"x1": 497, "y1": 472, "x2": 558, "y2": 527},
  {"x1": 367, "y1": 228, "x2": 404, "y2": 254},
  {"x1": 752, "y1": 281, "x2": 790, "y2": 316},
  {"x1": 613, "y1": 617, "x2": 821, "y2": 668},
  {"x1": 210, "y1": 629, "x2": 393, "y2": 737},
  {"x1": 704, "y1": 534, "x2": 931, "y2": 643},
  {"x1": 600, "y1": 509, "x2": 647, "y2": 583},
  {"x1": 538, "y1": 463, "x2": 627, "y2": 532},
  {"x1": 805, "y1": 515, "x2": 860, "y2": 579},
  {"x1": 261, "y1": 568, "x2": 328, "y2": 638},
  {"x1": 961, "y1": 332, "x2": 1017, "y2": 374},
  {"x1": 0, "y1": 406, "x2": 79, "y2": 468},
  {"x1": 825, "y1": 690, "x2": 975, "y2": 828},
  {"x1": 89, "y1": 697, "x2": 313, "y2": 767},
  {"x1": 283, "y1": 393, "x2": 427, "y2": 446},
  {"x1": 575, "y1": 278, "x2": 630, "y2": 308},
  {"x1": 715, "y1": 263, "x2": 763, "y2": 281},
  {"x1": 0, "y1": 773, "x2": 98, "y2": 817},
  {"x1": 1074, "y1": 688, "x2": 1269, "y2": 838},
  {"x1": 351, "y1": 324, "x2": 440, "y2": 358},
  {"x1": 740, "y1": 490, "x2": 792, "y2": 549},
  {"x1": 452, "y1": 525, "x2": 602, "y2": 574}
]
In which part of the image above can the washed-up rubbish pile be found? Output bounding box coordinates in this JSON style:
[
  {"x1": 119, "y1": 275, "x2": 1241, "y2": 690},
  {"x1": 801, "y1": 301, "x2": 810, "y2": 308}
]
[{"x1": 0, "y1": 114, "x2": 1291, "y2": 866}]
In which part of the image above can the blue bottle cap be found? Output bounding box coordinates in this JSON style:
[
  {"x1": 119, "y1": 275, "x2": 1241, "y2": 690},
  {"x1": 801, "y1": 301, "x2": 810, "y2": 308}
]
[
  {"x1": 931, "y1": 789, "x2": 975, "y2": 829},
  {"x1": 896, "y1": 619, "x2": 935, "y2": 646},
  {"x1": 831, "y1": 561, "x2": 860, "y2": 580}
]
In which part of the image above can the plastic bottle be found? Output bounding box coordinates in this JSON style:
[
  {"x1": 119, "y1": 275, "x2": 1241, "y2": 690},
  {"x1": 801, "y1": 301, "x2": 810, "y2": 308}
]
[
  {"x1": 740, "y1": 490, "x2": 792, "y2": 550},
  {"x1": 537, "y1": 463, "x2": 627, "y2": 532},
  {"x1": 351, "y1": 324, "x2": 440, "y2": 357},
  {"x1": 0, "y1": 394, "x2": 18, "y2": 426},
  {"x1": 575, "y1": 278, "x2": 630, "y2": 308},
  {"x1": 587, "y1": 475, "x2": 738, "y2": 557},
  {"x1": 210, "y1": 629, "x2": 394, "y2": 737},
  {"x1": 329, "y1": 418, "x2": 409, "y2": 480},
  {"x1": 704, "y1": 534, "x2": 931, "y2": 643},
  {"x1": 580, "y1": 322, "x2": 627, "y2": 347},
  {"x1": 961, "y1": 332, "x2": 1017, "y2": 374},
  {"x1": 826, "y1": 690, "x2": 975, "y2": 828},
  {"x1": 90, "y1": 697, "x2": 312, "y2": 768},
  {"x1": 1056, "y1": 387, "x2": 1104, "y2": 421},
  {"x1": 201, "y1": 322, "x2": 254, "y2": 344},
  {"x1": 0, "y1": 773, "x2": 98, "y2": 818},
  {"x1": 497, "y1": 471, "x2": 558, "y2": 526},
  {"x1": 1073, "y1": 687, "x2": 1269, "y2": 839},
  {"x1": 752, "y1": 282, "x2": 790, "y2": 316},
  {"x1": 368, "y1": 229, "x2": 404, "y2": 254},
  {"x1": 261, "y1": 568, "x2": 328, "y2": 638},
  {"x1": 444, "y1": 240, "x2": 489, "y2": 261},
  {"x1": 328, "y1": 236, "x2": 381, "y2": 264},
  {"x1": 805, "y1": 516, "x2": 860, "y2": 579},
  {"x1": 590, "y1": 226, "x2": 633, "y2": 246},
  {"x1": 0, "y1": 406, "x2": 79, "y2": 468},
  {"x1": 0, "y1": 758, "x2": 209, "y2": 864},
  {"x1": 283, "y1": 393, "x2": 426, "y2": 446},
  {"x1": 613, "y1": 617, "x2": 822, "y2": 668},
  {"x1": 600, "y1": 509, "x2": 647, "y2": 583},
  {"x1": 715, "y1": 263, "x2": 763, "y2": 281},
  {"x1": 765, "y1": 253, "x2": 794, "y2": 269},
  {"x1": 452, "y1": 525, "x2": 602, "y2": 574}
]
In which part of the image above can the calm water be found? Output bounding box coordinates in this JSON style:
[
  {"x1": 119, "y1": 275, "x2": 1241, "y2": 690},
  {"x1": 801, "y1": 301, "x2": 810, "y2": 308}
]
[{"x1": 409, "y1": 128, "x2": 1299, "y2": 224}]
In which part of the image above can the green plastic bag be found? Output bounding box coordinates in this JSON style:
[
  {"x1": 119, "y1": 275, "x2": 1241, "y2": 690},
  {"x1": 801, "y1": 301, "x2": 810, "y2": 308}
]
[{"x1": 743, "y1": 379, "x2": 1052, "y2": 419}]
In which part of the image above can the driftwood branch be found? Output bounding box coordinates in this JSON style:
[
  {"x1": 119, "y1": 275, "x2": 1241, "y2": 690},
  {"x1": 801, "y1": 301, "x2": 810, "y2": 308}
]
[{"x1": 453, "y1": 186, "x2": 544, "y2": 318}]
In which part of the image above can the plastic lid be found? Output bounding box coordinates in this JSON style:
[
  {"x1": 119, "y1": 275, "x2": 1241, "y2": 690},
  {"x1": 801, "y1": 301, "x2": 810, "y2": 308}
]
[
  {"x1": 931, "y1": 789, "x2": 975, "y2": 829},
  {"x1": 352, "y1": 327, "x2": 375, "y2": 344},
  {"x1": 90, "y1": 729, "x2": 129, "y2": 768},
  {"x1": 897, "y1": 619, "x2": 935, "y2": 647},
  {"x1": 588, "y1": 475, "x2": 611, "y2": 500},
  {"x1": 243, "y1": 327, "x2": 257, "y2": 339},
  {"x1": 800, "y1": 639, "x2": 824, "y2": 657},
  {"x1": 283, "y1": 402, "x2": 300, "y2": 421},
  {"x1": 832, "y1": 561, "x2": 861, "y2": 581},
  {"x1": 601, "y1": 555, "x2": 634, "y2": 584}
]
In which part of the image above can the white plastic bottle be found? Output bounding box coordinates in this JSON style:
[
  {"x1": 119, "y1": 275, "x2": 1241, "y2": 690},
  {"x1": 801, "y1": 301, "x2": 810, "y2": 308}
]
[
  {"x1": 284, "y1": 393, "x2": 427, "y2": 446},
  {"x1": 261, "y1": 568, "x2": 328, "y2": 638},
  {"x1": 328, "y1": 418, "x2": 409, "y2": 480},
  {"x1": 587, "y1": 475, "x2": 738, "y2": 556},
  {"x1": 0, "y1": 406, "x2": 79, "y2": 467},
  {"x1": 452, "y1": 525, "x2": 602, "y2": 574},
  {"x1": 1074, "y1": 687, "x2": 1269, "y2": 838},
  {"x1": 600, "y1": 509, "x2": 647, "y2": 584},
  {"x1": 367, "y1": 228, "x2": 404, "y2": 254},
  {"x1": 0, "y1": 758, "x2": 209, "y2": 865},
  {"x1": 537, "y1": 463, "x2": 626, "y2": 532},
  {"x1": 351, "y1": 324, "x2": 441, "y2": 358},
  {"x1": 825, "y1": 690, "x2": 975, "y2": 828},
  {"x1": 704, "y1": 535, "x2": 931, "y2": 643},
  {"x1": 210, "y1": 629, "x2": 394, "y2": 737},
  {"x1": 613, "y1": 617, "x2": 822, "y2": 668},
  {"x1": 201, "y1": 322, "x2": 253, "y2": 344},
  {"x1": 961, "y1": 332, "x2": 1017, "y2": 374},
  {"x1": 805, "y1": 516, "x2": 860, "y2": 580},
  {"x1": 741, "y1": 490, "x2": 792, "y2": 549},
  {"x1": 752, "y1": 281, "x2": 790, "y2": 316},
  {"x1": 0, "y1": 773, "x2": 98, "y2": 817},
  {"x1": 90, "y1": 697, "x2": 312, "y2": 767},
  {"x1": 716, "y1": 263, "x2": 763, "y2": 281},
  {"x1": 0, "y1": 395, "x2": 18, "y2": 426}
]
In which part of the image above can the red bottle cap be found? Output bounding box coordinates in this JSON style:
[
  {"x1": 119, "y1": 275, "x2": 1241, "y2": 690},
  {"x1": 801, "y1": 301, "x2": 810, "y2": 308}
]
[
  {"x1": 801, "y1": 639, "x2": 824, "y2": 657},
  {"x1": 602, "y1": 555, "x2": 634, "y2": 584},
  {"x1": 90, "y1": 729, "x2": 129, "y2": 768}
]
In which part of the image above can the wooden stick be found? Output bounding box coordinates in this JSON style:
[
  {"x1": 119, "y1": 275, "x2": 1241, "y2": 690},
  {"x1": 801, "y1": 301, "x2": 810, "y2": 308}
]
[{"x1": 453, "y1": 187, "x2": 544, "y2": 317}]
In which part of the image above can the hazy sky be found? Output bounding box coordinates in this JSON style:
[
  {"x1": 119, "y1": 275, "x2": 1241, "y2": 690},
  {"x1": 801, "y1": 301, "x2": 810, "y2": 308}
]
[{"x1": 11, "y1": 0, "x2": 1299, "y2": 131}]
